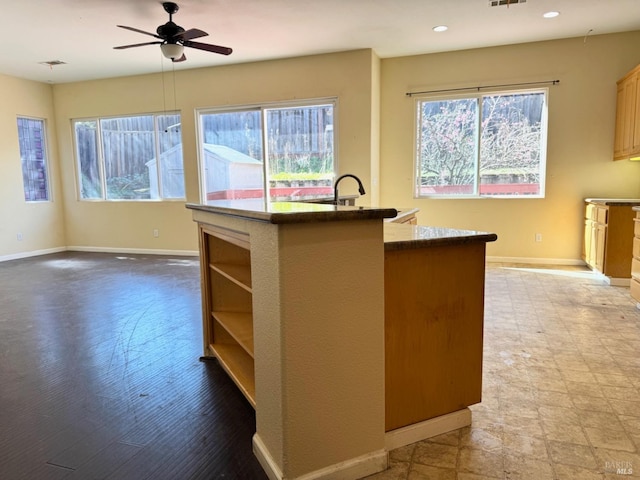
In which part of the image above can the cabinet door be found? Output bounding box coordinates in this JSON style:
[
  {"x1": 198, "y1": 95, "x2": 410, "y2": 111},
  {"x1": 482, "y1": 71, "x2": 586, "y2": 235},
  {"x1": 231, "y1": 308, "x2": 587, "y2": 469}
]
[
  {"x1": 588, "y1": 221, "x2": 598, "y2": 267},
  {"x1": 633, "y1": 76, "x2": 640, "y2": 154},
  {"x1": 623, "y1": 76, "x2": 638, "y2": 154},
  {"x1": 615, "y1": 82, "x2": 627, "y2": 159},
  {"x1": 615, "y1": 71, "x2": 640, "y2": 160},
  {"x1": 583, "y1": 219, "x2": 592, "y2": 263},
  {"x1": 595, "y1": 223, "x2": 607, "y2": 273}
]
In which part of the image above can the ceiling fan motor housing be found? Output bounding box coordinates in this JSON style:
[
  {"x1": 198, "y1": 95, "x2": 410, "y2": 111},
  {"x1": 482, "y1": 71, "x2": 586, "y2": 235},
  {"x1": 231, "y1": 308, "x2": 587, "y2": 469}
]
[{"x1": 157, "y1": 21, "x2": 185, "y2": 41}]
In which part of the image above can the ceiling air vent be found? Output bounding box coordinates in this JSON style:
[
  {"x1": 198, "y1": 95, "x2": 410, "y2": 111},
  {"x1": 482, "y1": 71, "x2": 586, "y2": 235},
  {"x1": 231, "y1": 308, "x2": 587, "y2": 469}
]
[
  {"x1": 489, "y1": 0, "x2": 526, "y2": 6},
  {"x1": 39, "y1": 60, "x2": 67, "y2": 67}
]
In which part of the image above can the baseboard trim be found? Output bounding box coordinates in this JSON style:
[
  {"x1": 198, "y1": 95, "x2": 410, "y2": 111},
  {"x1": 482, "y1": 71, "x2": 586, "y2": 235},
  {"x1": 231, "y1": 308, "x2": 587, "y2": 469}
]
[
  {"x1": 487, "y1": 256, "x2": 585, "y2": 266},
  {"x1": 253, "y1": 434, "x2": 387, "y2": 480},
  {"x1": 0, "y1": 247, "x2": 67, "y2": 263},
  {"x1": 385, "y1": 408, "x2": 472, "y2": 451},
  {"x1": 604, "y1": 276, "x2": 630, "y2": 287},
  {"x1": 1, "y1": 246, "x2": 199, "y2": 263},
  {"x1": 4, "y1": 251, "x2": 583, "y2": 265},
  {"x1": 252, "y1": 434, "x2": 283, "y2": 480},
  {"x1": 66, "y1": 246, "x2": 199, "y2": 257}
]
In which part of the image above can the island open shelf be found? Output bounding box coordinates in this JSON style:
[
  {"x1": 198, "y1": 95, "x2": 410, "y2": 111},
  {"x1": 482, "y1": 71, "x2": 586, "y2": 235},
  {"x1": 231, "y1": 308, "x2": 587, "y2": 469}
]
[{"x1": 200, "y1": 224, "x2": 256, "y2": 407}]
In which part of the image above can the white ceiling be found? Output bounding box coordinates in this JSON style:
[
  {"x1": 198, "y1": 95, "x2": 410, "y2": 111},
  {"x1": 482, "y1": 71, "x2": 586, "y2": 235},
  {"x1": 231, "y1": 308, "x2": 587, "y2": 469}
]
[{"x1": 5, "y1": 0, "x2": 640, "y2": 84}]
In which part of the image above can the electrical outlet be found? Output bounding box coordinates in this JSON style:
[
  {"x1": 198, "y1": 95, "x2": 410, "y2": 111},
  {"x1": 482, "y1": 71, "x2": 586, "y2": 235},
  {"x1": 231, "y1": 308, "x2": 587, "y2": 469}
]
[
  {"x1": 17, "y1": 233, "x2": 23, "y2": 241},
  {"x1": 535, "y1": 233, "x2": 542, "y2": 242},
  {"x1": 153, "y1": 229, "x2": 159, "y2": 238}
]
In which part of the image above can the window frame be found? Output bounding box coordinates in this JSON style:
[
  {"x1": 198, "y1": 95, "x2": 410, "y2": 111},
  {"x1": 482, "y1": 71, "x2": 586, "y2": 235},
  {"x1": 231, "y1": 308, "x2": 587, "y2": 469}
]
[
  {"x1": 413, "y1": 87, "x2": 548, "y2": 199},
  {"x1": 17, "y1": 116, "x2": 51, "y2": 203},
  {"x1": 72, "y1": 111, "x2": 185, "y2": 202},
  {"x1": 195, "y1": 97, "x2": 338, "y2": 203}
]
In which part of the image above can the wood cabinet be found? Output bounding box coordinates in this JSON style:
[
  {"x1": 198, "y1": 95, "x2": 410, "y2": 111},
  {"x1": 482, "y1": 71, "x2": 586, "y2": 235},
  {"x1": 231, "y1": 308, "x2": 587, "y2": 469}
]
[
  {"x1": 384, "y1": 241, "x2": 486, "y2": 432},
  {"x1": 199, "y1": 225, "x2": 255, "y2": 407},
  {"x1": 583, "y1": 201, "x2": 637, "y2": 283},
  {"x1": 614, "y1": 64, "x2": 640, "y2": 160},
  {"x1": 631, "y1": 209, "x2": 640, "y2": 302}
]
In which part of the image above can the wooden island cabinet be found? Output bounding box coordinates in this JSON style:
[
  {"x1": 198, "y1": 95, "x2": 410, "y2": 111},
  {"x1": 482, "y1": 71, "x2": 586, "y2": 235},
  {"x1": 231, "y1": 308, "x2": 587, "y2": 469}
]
[
  {"x1": 188, "y1": 200, "x2": 496, "y2": 479},
  {"x1": 383, "y1": 224, "x2": 496, "y2": 449}
]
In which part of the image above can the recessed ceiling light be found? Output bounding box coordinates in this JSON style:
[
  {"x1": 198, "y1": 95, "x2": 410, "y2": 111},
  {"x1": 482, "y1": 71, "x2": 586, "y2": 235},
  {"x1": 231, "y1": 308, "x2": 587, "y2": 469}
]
[
  {"x1": 433, "y1": 25, "x2": 448, "y2": 32},
  {"x1": 543, "y1": 11, "x2": 560, "y2": 18}
]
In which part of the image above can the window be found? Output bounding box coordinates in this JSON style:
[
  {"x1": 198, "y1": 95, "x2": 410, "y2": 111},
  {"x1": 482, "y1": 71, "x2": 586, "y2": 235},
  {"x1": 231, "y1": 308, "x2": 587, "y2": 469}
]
[
  {"x1": 415, "y1": 89, "x2": 547, "y2": 198},
  {"x1": 73, "y1": 113, "x2": 185, "y2": 200},
  {"x1": 17, "y1": 117, "x2": 50, "y2": 202},
  {"x1": 197, "y1": 100, "x2": 335, "y2": 202}
]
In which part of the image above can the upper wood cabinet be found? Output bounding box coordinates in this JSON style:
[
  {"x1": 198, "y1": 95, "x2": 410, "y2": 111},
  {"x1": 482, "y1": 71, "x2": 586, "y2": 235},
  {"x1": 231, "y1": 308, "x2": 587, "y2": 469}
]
[{"x1": 614, "y1": 64, "x2": 640, "y2": 160}]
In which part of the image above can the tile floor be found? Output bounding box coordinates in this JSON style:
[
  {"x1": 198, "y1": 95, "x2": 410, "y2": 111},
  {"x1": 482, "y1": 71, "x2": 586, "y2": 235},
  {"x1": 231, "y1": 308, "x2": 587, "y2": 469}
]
[{"x1": 368, "y1": 264, "x2": 640, "y2": 480}]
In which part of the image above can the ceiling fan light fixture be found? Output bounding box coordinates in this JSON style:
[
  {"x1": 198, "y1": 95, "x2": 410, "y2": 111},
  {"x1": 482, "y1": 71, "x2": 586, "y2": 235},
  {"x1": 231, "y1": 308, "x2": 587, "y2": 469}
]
[{"x1": 161, "y1": 43, "x2": 184, "y2": 59}]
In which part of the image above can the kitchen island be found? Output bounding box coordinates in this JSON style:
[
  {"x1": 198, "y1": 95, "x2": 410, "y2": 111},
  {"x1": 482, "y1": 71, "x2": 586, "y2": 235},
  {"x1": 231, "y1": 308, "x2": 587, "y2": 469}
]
[{"x1": 187, "y1": 200, "x2": 496, "y2": 480}]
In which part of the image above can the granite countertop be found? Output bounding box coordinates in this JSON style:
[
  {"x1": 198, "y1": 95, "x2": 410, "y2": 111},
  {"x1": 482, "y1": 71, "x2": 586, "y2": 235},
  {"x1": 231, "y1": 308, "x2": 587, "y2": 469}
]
[
  {"x1": 187, "y1": 201, "x2": 497, "y2": 247},
  {"x1": 383, "y1": 223, "x2": 498, "y2": 250},
  {"x1": 585, "y1": 198, "x2": 640, "y2": 206},
  {"x1": 186, "y1": 200, "x2": 397, "y2": 224}
]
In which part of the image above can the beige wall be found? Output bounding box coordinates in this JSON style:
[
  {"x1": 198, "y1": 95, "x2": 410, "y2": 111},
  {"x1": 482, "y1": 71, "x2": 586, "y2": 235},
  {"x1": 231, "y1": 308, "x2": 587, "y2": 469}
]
[
  {"x1": 0, "y1": 74, "x2": 65, "y2": 259},
  {"x1": 380, "y1": 31, "x2": 640, "y2": 262},
  {"x1": 4, "y1": 31, "x2": 640, "y2": 262},
  {"x1": 369, "y1": 51, "x2": 382, "y2": 207},
  {"x1": 52, "y1": 49, "x2": 378, "y2": 253}
]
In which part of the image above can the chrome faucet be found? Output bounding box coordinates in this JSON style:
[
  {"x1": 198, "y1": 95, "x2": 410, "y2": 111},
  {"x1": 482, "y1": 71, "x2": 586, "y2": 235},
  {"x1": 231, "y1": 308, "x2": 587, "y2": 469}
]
[{"x1": 333, "y1": 174, "x2": 366, "y2": 205}]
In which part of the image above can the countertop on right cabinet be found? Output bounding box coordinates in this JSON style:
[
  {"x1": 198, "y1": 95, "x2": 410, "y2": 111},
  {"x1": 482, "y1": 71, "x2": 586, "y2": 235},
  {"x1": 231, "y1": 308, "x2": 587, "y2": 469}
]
[{"x1": 584, "y1": 198, "x2": 640, "y2": 206}]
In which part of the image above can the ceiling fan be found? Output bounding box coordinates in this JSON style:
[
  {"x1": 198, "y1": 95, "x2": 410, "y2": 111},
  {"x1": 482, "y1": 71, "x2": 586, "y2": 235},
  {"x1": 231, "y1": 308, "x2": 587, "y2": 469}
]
[{"x1": 114, "y1": 2, "x2": 232, "y2": 63}]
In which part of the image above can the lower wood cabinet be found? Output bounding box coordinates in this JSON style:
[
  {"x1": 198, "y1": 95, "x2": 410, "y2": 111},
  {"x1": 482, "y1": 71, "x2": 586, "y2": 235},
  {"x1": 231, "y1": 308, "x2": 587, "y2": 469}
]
[
  {"x1": 583, "y1": 201, "x2": 637, "y2": 284},
  {"x1": 631, "y1": 209, "x2": 640, "y2": 302},
  {"x1": 384, "y1": 240, "x2": 486, "y2": 431}
]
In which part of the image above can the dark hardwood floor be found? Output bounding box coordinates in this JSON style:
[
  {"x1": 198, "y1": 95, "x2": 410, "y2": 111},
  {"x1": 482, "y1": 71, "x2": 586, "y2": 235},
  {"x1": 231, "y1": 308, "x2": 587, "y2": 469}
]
[{"x1": 0, "y1": 252, "x2": 267, "y2": 480}]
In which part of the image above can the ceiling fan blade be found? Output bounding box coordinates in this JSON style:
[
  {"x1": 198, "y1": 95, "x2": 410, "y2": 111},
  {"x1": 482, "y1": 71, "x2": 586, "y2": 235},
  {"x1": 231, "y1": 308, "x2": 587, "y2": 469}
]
[
  {"x1": 114, "y1": 41, "x2": 163, "y2": 50},
  {"x1": 183, "y1": 40, "x2": 232, "y2": 56},
  {"x1": 117, "y1": 25, "x2": 162, "y2": 39},
  {"x1": 173, "y1": 53, "x2": 187, "y2": 63},
  {"x1": 174, "y1": 28, "x2": 208, "y2": 41}
]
